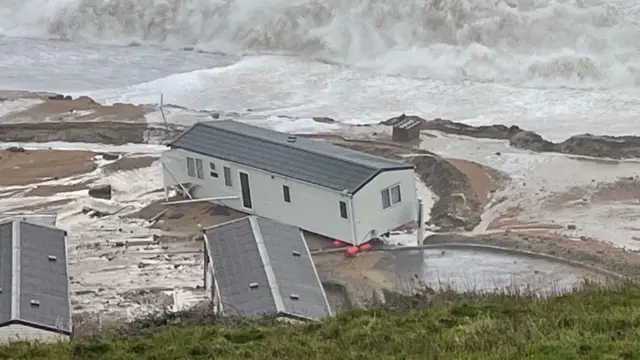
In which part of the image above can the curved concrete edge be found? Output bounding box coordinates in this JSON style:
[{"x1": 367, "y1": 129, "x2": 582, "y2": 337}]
[{"x1": 311, "y1": 243, "x2": 623, "y2": 280}]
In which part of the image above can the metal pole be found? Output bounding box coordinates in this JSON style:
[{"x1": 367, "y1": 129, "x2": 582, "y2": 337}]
[
  {"x1": 417, "y1": 199, "x2": 424, "y2": 246},
  {"x1": 160, "y1": 93, "x2": 168, "y2": 129}
]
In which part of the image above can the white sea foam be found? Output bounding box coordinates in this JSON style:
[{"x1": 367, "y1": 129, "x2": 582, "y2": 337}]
[{"x1": 0, "y1": 0, "x2": 638, "y2": 86}]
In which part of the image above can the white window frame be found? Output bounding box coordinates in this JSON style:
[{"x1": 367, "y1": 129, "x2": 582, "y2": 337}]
[
  {"x1": 381, "y1": 184, "x2": 401, "y2": 209},
  {"x1": 209, "y1": 162, "x2": 219, "y2": 178},
  {"x1": 339, "y1": 201, "x2": 348, "y2": 219},
  {"x1": 223, "y1": 166, "x2": 232, "y2": 187},
  {"x1": 186, "y1": 157, "x2": 196, "y2": 177},
  {"x1": 283, "y1": 185, "x2": 291, "y2": 203},
  {"x1": 195, "y1": 159, "x2": 204, "y2": 179}
]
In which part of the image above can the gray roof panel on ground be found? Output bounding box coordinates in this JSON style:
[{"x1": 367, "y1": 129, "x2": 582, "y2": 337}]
[
  {"x1": 18, "y1": 222, "x2": 71, "y2": 333},
  {"x1": 204, "y1": 218, "x2": 278, "y2": 317},
  {"x1": 204, "y1": 216, "x2": 332, "y2": 320},
  {"x1": 169, "y1": 120, "x2": 413, "y2": 192},
  {"x1": 0, "y1": 219, "x2": 71, "y2": 334},
  {"x1": 0, "y1": 222, "x2": 12, "y2": 324},
  {"x1": 254, "y1": 217, "x2": 332, "y2": 320},
  {"x1": 0, "y1": 214, "x2": 57, "y2": 227}
]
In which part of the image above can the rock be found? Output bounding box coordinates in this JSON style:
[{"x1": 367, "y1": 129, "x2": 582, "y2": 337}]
[
  {"x1": 88, "y1": 184, "x2": 112, "y2": 200},
  {"x1": 556, "y1": 134, "x2": 640, "y2": 159},
  {"x1": 509, "y1": 131, "x2": 554, "y2": 152},
  {"x1": 567, "y1": 224, "x2": 577, "y2": 230},
  {"x1": 165, "y1": 210, "x2": 184, "y2": 219},
  {"x1": 5, "y1": 146, "x2": 25, "y2": 153},
  {"x1": 48, "y1": 94, "x2": 65, "y2": 100},
  {"x1": 191, "y1": 233, "x2": 204, "y2": 242},
  {"x1": 100, "y1": 153, "x2": 120, "y2": 161},
  {"x1": 413, "y1": 117, "x2": 522, "y2": 140},
  {"x1": 81, "y1": 206, "x2": 110, "y2": 218},
  {"x1": 0, "y1": 122, "x2": 183, "y2": 145},
  {"x1": 389, "y1": 116, "x2": 640, "y2": 159},
  {"x1": 312, "y1": 117, "x2": 336, "y2": 124}
]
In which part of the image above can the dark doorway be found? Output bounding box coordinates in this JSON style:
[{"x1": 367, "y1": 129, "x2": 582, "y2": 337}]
[{"x1": 239, "y1": 172, "x2": 252, "y2": 209}]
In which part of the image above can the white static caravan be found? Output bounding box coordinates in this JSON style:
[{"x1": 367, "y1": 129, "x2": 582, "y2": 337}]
[{"x1": 161, "y1": 120, "x2": 418, "y2": 245}]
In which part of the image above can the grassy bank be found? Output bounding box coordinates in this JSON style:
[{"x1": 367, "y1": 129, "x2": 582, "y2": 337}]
[{"x1": 4, "y1": 284, "x2": 640, "y2": 360}]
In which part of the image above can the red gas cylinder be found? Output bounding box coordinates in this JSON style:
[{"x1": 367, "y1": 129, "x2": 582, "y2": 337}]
[
  {"x1": 358, "y1": 243, "x2": 373, "y2": 252},
  {"x1": 332, "y1": 239, "x2": 347, "y2": 248},
  {"x1": 344, "y1": 246, "x2": 359, "y2": 257}
]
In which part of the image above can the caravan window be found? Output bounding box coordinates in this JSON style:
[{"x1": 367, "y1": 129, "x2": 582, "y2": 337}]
[
  {"x1": 339, "y1": 201, "x2": 348, "y2": 219},
  {"x1": 209, "y1": 162, "x2": 219, "y2": 178},
  {"x1": 195, "y1": 159, "x2": 204, "y2": 179},
  {"x1": 186, "y1": 157, "x2": 196, "y2": 177},
  {"x1": 223, "y1": 166, "x2": 232, "y2": 187},
  {"x1": 381, "y1": 184, "x2": 401, "y2": 209},
  {"x1": 283, "y1": 185, "x2": 291, "y2": 203}
]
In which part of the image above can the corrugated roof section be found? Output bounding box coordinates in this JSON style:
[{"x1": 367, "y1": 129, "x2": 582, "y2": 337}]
[
  {"x1": 18, "y1": 222, "x2": 71, "y2": 333},
  {"x1": 0, "y1": 219, "x2": 71, "y2": 335},
  {"x1": 204, "y1": 216, "x2": 332, "y2": 320},
  {"x1": 254, "y1": 217, "x2": 332, "y2": 320},
  {"x1": 169, "y1": 120, "x2": 412, "y2": 193},
  {"x1": 204, "y1": 218, "x2": 279, "y2": 317}
]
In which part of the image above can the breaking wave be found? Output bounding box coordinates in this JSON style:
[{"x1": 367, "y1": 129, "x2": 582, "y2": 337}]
[{"x1": 1, "y1": 0, "x2": 639, "y2": 85}]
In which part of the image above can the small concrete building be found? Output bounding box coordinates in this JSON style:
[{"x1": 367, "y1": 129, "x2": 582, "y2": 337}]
[
  {"x1": 386, "y1": 115, "x2": 422, "y2": 142},
  {"x1": 203, "y1": 216, "x2": 332, "y2": 320},
  {"x1": 0, "y1": 218, "x2": 72, "y2": 343},
  {"x1": 162, "y1": 120, "x2": 418, "y2": 245}
]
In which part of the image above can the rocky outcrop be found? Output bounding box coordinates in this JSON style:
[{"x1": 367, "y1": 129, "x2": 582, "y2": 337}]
[
  {"x1": 0, "y1": 122, "x2": 182, "y2": 145},
  {"x1": 411, "y1": 155, "x2": 482, "y2": 231},
  {"x1": 555, "y1": 134, "x2": 640, "y2": 159},
  {"x1": 383, "y1": 117, "x2": 522, "y2": 140},
  {"x1": 382, "y1": 115, "x2": 640, "y2": 159}
]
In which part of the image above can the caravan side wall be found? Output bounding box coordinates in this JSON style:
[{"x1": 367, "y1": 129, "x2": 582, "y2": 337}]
[
  {"x1": 162, "y1": 149, "x2": 354, "y2": 243},
  {"x1": 352, "y1": 169, "x2": 417, "y2": 244},
  {"x1": 0, "y1": 325, "x2": 68, "y2": 344}
]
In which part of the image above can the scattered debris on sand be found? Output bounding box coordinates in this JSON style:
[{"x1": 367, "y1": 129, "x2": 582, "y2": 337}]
[{"x1": 4, "y1": 103, "x2": 640, "y2": 324}]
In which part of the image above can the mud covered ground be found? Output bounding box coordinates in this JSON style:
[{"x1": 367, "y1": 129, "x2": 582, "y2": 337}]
[{"x1": 3, "y1": 93, "x2": 640, "y2": 330}]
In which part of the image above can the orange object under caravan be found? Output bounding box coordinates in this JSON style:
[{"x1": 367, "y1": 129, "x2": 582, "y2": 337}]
[
  {"x1": 344, "y1": 246, "x2": 359, "y2": 257},
  {"x1": 332, "y1": 239, "x2": 348, "y2": 248},
  {"x1": 358, "y1": 243, "x2": 373, "y2": 252}
]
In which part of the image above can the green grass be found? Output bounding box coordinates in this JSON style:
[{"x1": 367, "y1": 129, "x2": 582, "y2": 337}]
[{"x1": 5, "y1": 284, "x2": 640, "y2": 360}]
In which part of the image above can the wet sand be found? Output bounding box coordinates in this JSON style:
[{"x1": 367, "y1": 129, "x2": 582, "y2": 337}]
[{"x1": 0, "y1": 149, "x2": 97, "y2": 186}]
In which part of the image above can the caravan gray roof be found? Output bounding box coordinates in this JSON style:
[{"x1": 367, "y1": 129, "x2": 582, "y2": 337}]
[
  {"x1": 168, "y1": 120, "x2": 413, "y2": 193},
  {"x1": 204, "y1": 216, "x2": 332, "y2": 320},
  {"x1": 0, "y1": 219, "x2": 71, "y2": 336}
]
